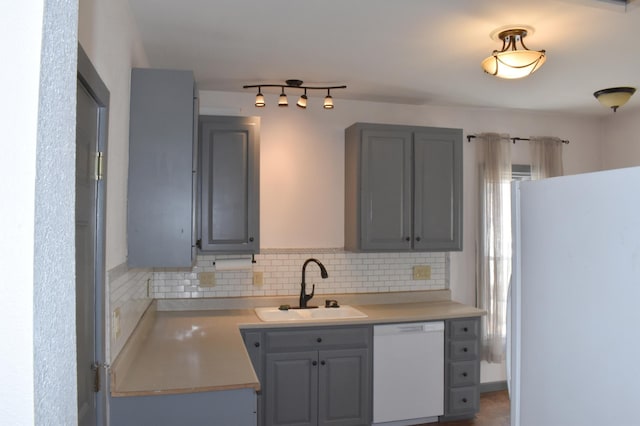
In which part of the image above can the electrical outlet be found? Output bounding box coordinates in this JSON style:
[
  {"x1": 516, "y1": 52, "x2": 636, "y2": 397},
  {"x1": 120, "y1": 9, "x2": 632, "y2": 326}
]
[
  {"x1": 199, "y1": 272, "x2": 216, "y2": 287},
  {"x1": 112, "y1": 308, "x2": 121, "y2": 340},
  {"x1": 413, "y1": 265, "x2": 432, "y2": 280},
  {"x1": 253, "y1": 271, "x2": 264, "y2": 286}
]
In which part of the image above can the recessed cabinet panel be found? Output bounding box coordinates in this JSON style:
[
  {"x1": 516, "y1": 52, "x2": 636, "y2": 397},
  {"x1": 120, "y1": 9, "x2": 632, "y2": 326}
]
[
  {"x1": 199, "y1": 116, "x2": 259, "y2": 253},
  {"x1": 265, "y1": 352, "x2": 318, "y2": 426},
  {"x1": 414, "y1": 131, "x2": 462, "y2": 251},
  {"x1": 318, "y1": 348, "x2": 370, "y2": 425},
  {"x1": 361, "y1": 130, "x2": 413, "y2": 250}
]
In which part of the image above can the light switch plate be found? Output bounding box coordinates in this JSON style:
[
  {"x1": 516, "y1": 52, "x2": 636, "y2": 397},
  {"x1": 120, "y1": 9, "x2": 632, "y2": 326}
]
[
  {"x1": 113, "y1": 308, "x2": 121, "y2": 340},
  {"x1": 199, "y1": 272, "x2": 216, "y2": 287},
  {"x1": 413, "y1": 265, "x2": 432, "y2": 280},
  {"x1": 253, "y1": 271, "x2": 264, "y2": 286}
]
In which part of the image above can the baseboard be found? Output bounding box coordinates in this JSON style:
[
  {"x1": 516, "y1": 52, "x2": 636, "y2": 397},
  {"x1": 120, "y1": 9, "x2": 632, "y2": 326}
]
[{"x1": 480, "y1": 380, "x2": 508, "y2": 393}]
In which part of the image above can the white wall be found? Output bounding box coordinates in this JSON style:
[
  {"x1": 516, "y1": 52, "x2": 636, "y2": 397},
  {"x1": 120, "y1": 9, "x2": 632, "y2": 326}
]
[
  {"x1": 200, "y1": 91, "x2": 603, "y2": 308},
  {"x1": 79, "y1": 0, "x2": 148, "y2": 271},
  {"x1": 1, "y1": 0, "x2": 79, "y2": 424},
  {"x1": 79, "y1": 0, "x2": 153, "y2": 364},
  {"x1": 0, "y1": 3, "x2": 45, "y2": 424},
  {"x1": 600, "y1": 106, "x2": 640, "y2": 169}
]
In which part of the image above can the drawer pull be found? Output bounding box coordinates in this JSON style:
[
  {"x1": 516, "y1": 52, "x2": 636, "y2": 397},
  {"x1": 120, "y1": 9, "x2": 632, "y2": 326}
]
[
  {"x1": 463, "y1": 327, "x2": 468, "y2": 332},
  {"x1": 254, "y1": 342, "x2": 260, "y2": 347},
  {"x1": 317, "y1": 337, "x2": 323, "y2": 343},
  {"x1": 462, "y1": 372, "x2": 468, "y2": 377},
  {"x1": 463, "y1": 347, "x2": 468, "y2": 352},
  {"x1": 320, "y1": 360, "x2": 326, "y2": 366},
  {"x1": 405, "y1": 237, "x2": 411, "y2": 241},
  {"x1": 462, "y1": 398, "x2": 468, "y2": 403},
  {"x1": 312, "y1": 361, "x2": 317, "y2": 366}
]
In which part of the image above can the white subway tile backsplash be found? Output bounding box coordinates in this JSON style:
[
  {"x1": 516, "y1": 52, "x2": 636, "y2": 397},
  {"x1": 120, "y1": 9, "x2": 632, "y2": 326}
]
[{"x1": 151, "y1": 249, "x2": 448, "y2": 299}]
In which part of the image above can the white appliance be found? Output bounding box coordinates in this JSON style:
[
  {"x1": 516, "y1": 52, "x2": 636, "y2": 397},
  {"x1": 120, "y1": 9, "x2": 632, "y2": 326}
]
[
  {"x1": 373, "y1": 322, "x2": 444, "y2": 425},
  {"x1": 510, "y1": 166, "x2": 640, "y2": 426}
]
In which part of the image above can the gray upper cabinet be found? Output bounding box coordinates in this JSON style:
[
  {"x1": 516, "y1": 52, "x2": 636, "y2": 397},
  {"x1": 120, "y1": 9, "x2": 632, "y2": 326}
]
[
  {"x1": 345, "y1": 123, "x2": 462, "y2": 252},
  {"x1": 127, "y1": 68, "x2": 197, "y2": 267},
  {"x1": 199, "y1": 116, "x2": 260, "y2": 253}
]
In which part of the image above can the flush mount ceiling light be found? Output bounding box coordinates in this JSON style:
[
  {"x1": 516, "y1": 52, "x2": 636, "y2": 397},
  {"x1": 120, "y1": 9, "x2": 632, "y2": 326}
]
[
  {"x1": 481, "y1": 27, "x2": 546, "y2": 79},
  {"x1": 593, "y1": 87, "x2": 636, "y2": 112},
  {"x1": 243, "y1": 79, "x2": 347, "y2": 109}
]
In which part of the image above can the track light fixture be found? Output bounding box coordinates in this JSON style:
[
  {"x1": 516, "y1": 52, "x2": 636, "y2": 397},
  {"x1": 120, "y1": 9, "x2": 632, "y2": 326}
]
[{"x1": 243, "y1": 79, "x2": 347, "y2": 109}]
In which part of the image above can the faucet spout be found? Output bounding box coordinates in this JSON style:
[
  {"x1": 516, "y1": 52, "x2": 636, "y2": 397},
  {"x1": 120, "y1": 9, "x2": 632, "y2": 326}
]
[{"x1": 299, "y1": 258, "x2": 328, "y2": 308}]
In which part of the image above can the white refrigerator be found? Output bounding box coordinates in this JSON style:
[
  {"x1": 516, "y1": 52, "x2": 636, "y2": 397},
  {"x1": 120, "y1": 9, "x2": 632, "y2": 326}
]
[{"x1": 510, "y1": 166, "x2": 640, "y2": 426}]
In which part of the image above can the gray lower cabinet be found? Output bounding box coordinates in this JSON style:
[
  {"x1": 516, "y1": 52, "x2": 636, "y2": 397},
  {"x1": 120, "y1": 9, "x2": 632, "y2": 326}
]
[
  {"x1": 127, "y1": 68, "x2": 198, "y2": 267},
  {"x1": 109, "y1": 388, "x2": 257, "y2": 426},
  {"x1": 262, "y1": 326, "x2": 372, "y2": 426},
  {"x1": 199, "y1": 115, "x2": 260, "y2": 253},
  {"x1": 440, "y1": 317, "x2": 481, "y2": 421},
  {"x1": 344, "y1": 123, "x2": 462, "y2": 252}
]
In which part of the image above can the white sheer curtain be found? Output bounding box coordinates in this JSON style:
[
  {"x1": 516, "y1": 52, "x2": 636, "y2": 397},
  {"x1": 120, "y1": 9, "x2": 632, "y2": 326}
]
[
  {"x1": 476, "y1": 133, "x2": 512, "y2": 363},
  {"x1": 530, "y1": 136, "x2": 564, "y2": 179}
]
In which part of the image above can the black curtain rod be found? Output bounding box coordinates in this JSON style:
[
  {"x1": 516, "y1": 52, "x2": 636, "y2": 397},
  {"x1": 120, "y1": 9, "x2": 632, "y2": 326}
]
[{"x1": 466, "y1": 135, "x2": 570, "y2": 144}]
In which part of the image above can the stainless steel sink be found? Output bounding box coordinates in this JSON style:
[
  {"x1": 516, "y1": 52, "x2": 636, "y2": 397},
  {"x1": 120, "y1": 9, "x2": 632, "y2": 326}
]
[{"x1": 254, "y1": 305, "x2": 368, "y2": 322}]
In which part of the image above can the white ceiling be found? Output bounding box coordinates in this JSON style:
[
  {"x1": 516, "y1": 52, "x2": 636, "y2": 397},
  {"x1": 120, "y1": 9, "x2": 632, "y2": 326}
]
[{"x1": 128, "y1": 0, "x2": 640, "y2": 116}]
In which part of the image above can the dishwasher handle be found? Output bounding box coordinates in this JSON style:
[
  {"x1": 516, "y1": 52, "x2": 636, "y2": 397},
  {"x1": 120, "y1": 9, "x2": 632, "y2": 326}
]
[{"x1": 374, "y1": 321, "x2": 444, "y2": 336}]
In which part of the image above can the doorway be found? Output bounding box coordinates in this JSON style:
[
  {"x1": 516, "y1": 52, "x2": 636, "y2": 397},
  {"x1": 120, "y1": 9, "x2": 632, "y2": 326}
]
[{"x1": 76, "y1": 45, "x2": 109, "y2": 426}]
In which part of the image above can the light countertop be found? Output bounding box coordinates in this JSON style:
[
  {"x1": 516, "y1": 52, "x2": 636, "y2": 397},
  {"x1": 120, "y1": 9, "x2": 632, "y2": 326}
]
[{"x1": 110, "y1": 295, "x2": 485, "y2": 397}]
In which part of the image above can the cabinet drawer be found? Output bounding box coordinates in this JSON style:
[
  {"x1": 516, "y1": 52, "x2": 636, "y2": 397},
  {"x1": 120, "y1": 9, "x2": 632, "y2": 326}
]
[
  {"x1": 448, "y1": 318, "x2": 479, "y2": 340},
  {"x1": 265, "y1": 327, "x2": 370, "y2": 352},
  {"x1": 447, "y1": 386, "x2": 479, "y2": 414},
  {"x1": 449, "y1": 340, "x2": 479, "y2": 361},
  {"x1": 448, "y1": 361, "x2": 478, "y2": 387}
]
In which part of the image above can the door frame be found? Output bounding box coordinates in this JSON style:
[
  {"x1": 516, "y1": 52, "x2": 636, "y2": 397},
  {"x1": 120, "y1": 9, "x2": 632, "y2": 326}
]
[{"x1": 77, "y1": 44, "x2": 109, "y2": 426}]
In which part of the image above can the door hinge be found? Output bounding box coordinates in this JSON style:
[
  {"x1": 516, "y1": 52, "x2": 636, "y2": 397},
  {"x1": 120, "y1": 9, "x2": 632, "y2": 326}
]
[
  {"x1": 96, "y1": 151, "x2": 104, "y2": 181},
  {"x1": 91, "y1": 362, "x2": 110, "y2": 393}
]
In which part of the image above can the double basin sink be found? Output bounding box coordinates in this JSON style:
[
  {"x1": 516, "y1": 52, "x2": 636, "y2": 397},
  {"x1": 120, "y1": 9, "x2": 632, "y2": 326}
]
[{"x1": 254, "y1": 305, "x2": 368, "y2": 322}]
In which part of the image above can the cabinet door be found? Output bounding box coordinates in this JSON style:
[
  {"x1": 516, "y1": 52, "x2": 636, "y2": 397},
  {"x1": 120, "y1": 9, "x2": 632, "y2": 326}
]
[
  {"x1": 199, "y1": 116, "x2": 259, "y2": 253},
  {"x1": 318, "y1": 348, "x2": 370, "y2": 426},
  {"x1": 127, "y1": 68, "x2": 196, "y2": 267},
  {"x1": 360, "y1": 129, "x2": 413, "y2": 251},
  {"x1": 413, "y1": 129, "x2": 462, "y2": 251},
  {"x1": 265, "y1": 351, "x2": 318, "y2": 426}
]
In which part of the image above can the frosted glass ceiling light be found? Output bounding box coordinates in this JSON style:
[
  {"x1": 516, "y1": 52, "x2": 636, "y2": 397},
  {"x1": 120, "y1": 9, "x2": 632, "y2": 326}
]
[
  {"x1": 481, "y1": 28, "x2": 546, "y2": 79},
  {"x1": 593, "y1": 87, "x2": 636, "y2": 112},
  {"x1": 243, "y1": 79, "x2": 346, "y2": 110}
]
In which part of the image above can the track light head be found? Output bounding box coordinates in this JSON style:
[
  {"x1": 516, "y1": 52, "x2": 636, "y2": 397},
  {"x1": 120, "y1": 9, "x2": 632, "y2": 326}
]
[
  {"x1": 324, "y1": 90, "x2": 334, "y2": 109},
  {"x1": 278, "y1": 87, "x2": 288, "y2": 107},
  {"x1": 255, "y1": 88, "x2": 265, "y2": 107},
  {"x1": 297, "y1": 90, "x2": 308, "y2": 109}
]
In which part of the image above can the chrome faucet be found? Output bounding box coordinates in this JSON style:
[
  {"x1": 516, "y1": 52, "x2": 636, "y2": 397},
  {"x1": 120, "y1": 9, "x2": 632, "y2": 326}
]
[{"x1": 299, "y1": 258, "x2": 328, "y2": 309}]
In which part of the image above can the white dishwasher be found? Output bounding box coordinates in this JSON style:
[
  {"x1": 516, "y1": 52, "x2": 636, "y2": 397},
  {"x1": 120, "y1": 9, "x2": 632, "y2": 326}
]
[{"x1": 373, "y1": 321, "x2": 444, "y2": 425}]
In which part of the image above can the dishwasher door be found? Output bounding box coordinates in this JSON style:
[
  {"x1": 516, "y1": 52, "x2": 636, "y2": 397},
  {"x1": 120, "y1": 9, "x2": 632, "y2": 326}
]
[{"x1": 373, "y1": 322, "x2": 444, "y2": 425}]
